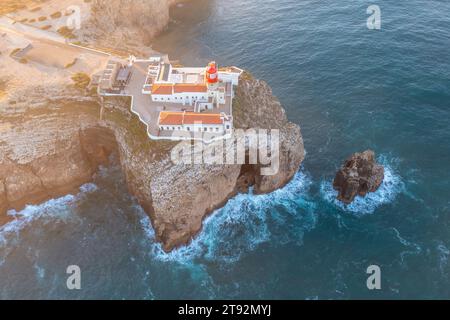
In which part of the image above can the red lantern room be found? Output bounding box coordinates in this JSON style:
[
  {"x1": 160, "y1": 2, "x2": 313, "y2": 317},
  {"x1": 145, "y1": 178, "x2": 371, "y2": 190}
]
[{"x1": 206, "y1": 61, "x2": 219, "y2": 84}]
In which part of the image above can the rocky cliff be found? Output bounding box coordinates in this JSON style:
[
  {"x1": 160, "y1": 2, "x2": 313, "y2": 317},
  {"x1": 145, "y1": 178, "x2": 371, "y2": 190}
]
[
  {"x1": 0, "y1": 73, "x2": 304, "y2": 252},
  {"x1": 0, "y1": 103, "x2": 118, "y2": 224},
  {"x1": 82, "y1": 0, "x2": 181, "y2": 49},
  {"x1": 333, "y1": 150, "x2": 384, "y2": 204}
]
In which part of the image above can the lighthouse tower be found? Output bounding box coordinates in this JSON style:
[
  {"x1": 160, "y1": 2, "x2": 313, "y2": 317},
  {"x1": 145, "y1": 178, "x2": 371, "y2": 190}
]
[{"x1": 205, "y1": 61, "x2": 219, "y2": 91}]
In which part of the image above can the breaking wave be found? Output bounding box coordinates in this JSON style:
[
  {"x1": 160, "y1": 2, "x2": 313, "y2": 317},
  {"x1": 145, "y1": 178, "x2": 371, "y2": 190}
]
[
  {"x1": 0, "y1": 183, "x2": 98, "y2": 266},
  {"x1": 144, "y1": 169, "x2": 317, "y2": 264},
  {"x1": 436, "y1": 242, "x2": 450, "y2": 278},
  {"x1": 320, "y1": 156, "x2": 405, "y2": 215}
]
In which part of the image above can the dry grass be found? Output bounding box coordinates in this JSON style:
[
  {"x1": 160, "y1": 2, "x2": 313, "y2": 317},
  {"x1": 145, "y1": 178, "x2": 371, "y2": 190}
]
[
  {"x1": 65, "y1": 58, "x2": 77, "y2": 69},
  {"x1": 103, "y1": 104, "x2": 175, "y2": 156},
  {"x1": 50, "y1": 11, "x2": 62, "y2": 19},
  {"x1": 57, "y1": 26, "x2": 76, "y2": 39},
  {"x1": 38, "y1": 16, "x2": 47, "y2": 22},
  {"x1": 0, "y1": 0, "x2": 32, "y2": 15},
  {"x1": 41, "y1": 25, "x2": 52, "y2": 30},
  {"x1": 10, "y1": 48, "x2": 21, "y2": 57},
  {"x1": 71, "y1": 73, "x2": 91, "y2": 90}
]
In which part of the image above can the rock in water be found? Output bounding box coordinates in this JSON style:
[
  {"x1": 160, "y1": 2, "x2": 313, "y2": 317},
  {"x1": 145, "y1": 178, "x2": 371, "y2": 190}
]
[{"x1": 333, "y1": 150, "x2": 384, "y2": 204}]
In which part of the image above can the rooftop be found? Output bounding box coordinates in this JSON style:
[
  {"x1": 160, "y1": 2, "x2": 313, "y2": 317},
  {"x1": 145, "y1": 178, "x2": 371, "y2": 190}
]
[
  {"x1": 117, "y1": 66, "x2": 132, "y2": 82},
  {"x1": 159, "y1": 111, "x2": 226, "y2": 125},
  {"x1": 159, "y1": 112, "x2": 184, "y2": 125},
  {"x1": 152, "y1": 83, "x2": 208, "y2": 95},
  {"x1": 152, "y1": 84, "x2": 173, "y2": 95},
  {"x1": 173, "y1": 84, "x2": 208, "y2": 93}
]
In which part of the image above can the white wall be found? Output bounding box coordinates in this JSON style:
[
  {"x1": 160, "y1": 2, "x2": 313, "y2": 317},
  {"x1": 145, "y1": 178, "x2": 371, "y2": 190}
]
[
  {"x1": 159, "y1": 123, "x2": 225, "y2": 134},
  {"x1": 152, "y1": 92, "x2": 208, "y2": 105},
  {"x1": 219, "y1": 72, "x2": 240, "y2": 86}
]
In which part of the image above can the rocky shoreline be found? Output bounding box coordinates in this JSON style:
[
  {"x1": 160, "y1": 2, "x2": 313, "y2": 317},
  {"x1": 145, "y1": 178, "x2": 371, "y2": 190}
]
[
  {"x1": 80, "y1": 0, "x2": 184, "y2": 51},
  {"x1": 0, "y1": 73, "x2": 304, "y2": 252},
  {"x1": 0, "y1": 0, "x2": 304, "y2": 252},
  {"x1": 0, "y1": 102, "x2": 117, "y2": 217}
]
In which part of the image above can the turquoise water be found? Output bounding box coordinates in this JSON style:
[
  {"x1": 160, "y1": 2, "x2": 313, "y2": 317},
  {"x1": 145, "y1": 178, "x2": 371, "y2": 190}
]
[{"x1": 1, "y1": 0, "x2": 450, "y2": 299}]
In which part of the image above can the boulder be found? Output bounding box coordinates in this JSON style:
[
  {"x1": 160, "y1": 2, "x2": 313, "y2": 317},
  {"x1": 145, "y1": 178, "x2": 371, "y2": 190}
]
[{"x1": 333, "y1": 150, "x2": 384, "y2": 204}]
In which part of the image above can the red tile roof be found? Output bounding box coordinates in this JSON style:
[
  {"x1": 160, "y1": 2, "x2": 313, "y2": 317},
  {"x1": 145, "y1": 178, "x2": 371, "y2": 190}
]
[
  {"x1": 158, "y1": 112, "x2": 224, "y2": 126},
  {"x1": 152, "y1": 83, "x2": 208, "y2": 95},
  {"x1": 151, "y1": 84, "x2": 173, "y2": 95},
  {"x1": 174, "y1": 84, "x2": 208, "y2": 93},
  {"x1": 158, "y1": 112, "x2": 184, "y2": 125},
  {"x1": 183, "y1": 113, "x2": 223, "y2": 124}
]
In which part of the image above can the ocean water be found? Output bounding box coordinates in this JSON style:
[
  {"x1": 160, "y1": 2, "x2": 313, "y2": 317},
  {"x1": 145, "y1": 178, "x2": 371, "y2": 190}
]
[{"x1": 1, "y1": 0, "x2": 450, "y2": 299}]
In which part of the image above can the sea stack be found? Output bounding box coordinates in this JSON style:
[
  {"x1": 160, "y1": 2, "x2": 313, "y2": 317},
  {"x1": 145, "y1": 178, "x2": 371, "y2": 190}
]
[{"x1": 333, "y1": 150, "x2": 384, "y2": 204}]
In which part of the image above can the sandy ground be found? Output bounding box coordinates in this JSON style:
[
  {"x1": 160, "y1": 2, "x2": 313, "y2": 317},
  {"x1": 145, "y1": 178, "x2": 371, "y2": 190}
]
[
  {"x1": 6, "y1": 0, "x2": 92, "y2": 36},
  {"x1": 0, "y1": 80, "x2": 7, "y2": 100},
  {"x1": 0, "y1": 1, "x2": 37, "y2": 16},
  {"x1": 24, "y1": 42, "x2": 79, "y2": 68},
  {"x1": 0, "y1": 13, "x2": 109, "y2": 109}
]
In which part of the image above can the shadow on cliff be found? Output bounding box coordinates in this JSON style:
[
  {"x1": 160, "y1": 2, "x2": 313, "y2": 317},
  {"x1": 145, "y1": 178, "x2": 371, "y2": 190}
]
[{"x1": 0, "y1": 106, "x2": 120, "y2": 224}]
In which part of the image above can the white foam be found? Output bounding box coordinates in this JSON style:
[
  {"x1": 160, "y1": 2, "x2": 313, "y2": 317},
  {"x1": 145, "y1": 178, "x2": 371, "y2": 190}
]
[
  {"x1": 34, "y1": 263, "x2": 46, "y2": 280},
  {"x1": 146, "y1": 170, "x2": 317, "y2": 264},
  {"x1": 79, "y1": 183, "x2": 98, "y2": 193},
  {"x1": 0, "y1": 182, "x2": 99, "y2": 253},
  {"x1": 437, "y1": 242, "x2": 450, "y2": 276},
  {"x1": 390, "y1": 227, "x2": 422, "y2": 264},
  {"x1": 320, "y1": 156, "x2": 405, "y2": 215}
]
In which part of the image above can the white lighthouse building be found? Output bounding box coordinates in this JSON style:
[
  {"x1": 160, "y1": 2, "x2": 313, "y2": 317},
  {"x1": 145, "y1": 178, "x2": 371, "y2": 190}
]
[{"x1": 139, "y1": 55, "x2": 243, "y2": 137}]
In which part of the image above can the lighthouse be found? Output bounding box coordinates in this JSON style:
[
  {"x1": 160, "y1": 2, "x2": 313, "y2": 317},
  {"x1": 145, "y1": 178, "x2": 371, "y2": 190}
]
[{"x1": 205, "y1": 61, "x2": 219, "y2": 91}]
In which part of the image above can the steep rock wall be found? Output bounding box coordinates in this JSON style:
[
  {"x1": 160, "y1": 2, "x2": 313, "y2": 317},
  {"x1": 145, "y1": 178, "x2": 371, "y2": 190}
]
[
  {"x1": 83, "y1": 0, "x2": 181, "y2": 48},
  {"x1": 0, "y1": 103, "x2": 118, "y2": 221},
  {"x1": 101, "y1": 73, "x2": 305, "y2": 251},
  {"x1": 0, "y1": 73, "x2": 304, "y2": 252}
]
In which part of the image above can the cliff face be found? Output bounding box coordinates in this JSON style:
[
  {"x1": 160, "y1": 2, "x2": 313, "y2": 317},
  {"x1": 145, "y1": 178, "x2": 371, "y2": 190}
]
[
  {"x1": 0, "y1": 74, "x2": 304, "y2": 252},
  {"x1": 233, "y1": 74, "x2": 305, "y2": 193},
  {"x1": 83, "y1": 0, "x2": 180, "y2": 48},
  {"x1": 0, "y1": 103, "x2": 118, "y2": 222}
]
